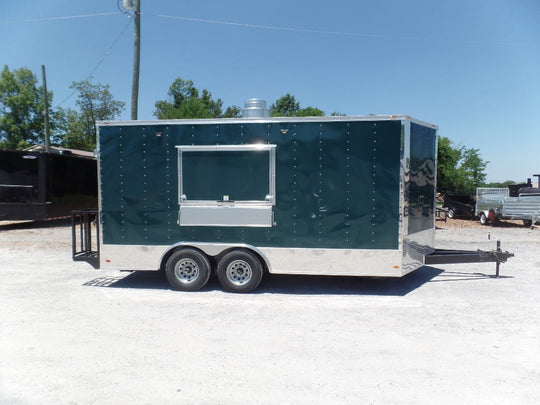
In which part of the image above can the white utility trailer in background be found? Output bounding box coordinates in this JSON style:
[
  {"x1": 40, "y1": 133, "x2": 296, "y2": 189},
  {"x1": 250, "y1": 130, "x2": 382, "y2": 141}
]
[{"x1": 476, "y1": 174, "x2": 540, "y2": 227}]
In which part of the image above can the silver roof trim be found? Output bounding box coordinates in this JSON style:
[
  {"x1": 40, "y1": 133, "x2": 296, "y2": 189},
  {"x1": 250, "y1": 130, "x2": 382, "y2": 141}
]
[{"x1": 96, "y1": 114, "x2": 438, "y2": 130}]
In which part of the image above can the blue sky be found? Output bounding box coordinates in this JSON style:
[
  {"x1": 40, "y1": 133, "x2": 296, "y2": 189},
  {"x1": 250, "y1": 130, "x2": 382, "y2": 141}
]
[{"x1": 1, "y1": 0, "x2": 539, "y2": 183}]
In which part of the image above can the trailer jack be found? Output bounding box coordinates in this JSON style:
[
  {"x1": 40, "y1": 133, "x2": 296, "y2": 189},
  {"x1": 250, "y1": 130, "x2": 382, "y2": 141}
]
[{"x1": 424, "y1": 241, "x2": 514, "y2": 278}]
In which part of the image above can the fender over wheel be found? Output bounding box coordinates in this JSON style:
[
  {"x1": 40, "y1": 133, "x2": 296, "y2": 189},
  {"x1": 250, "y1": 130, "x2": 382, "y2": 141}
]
[
  {"x1": 479, "y1": 212, "x2": 489, "y2": 225},
  {"x1": 217, "y1": 249, "x2": 264, "y2": 293},
  {"x1": 165, "y1": 248, "x2": 211, "y2": 291}
]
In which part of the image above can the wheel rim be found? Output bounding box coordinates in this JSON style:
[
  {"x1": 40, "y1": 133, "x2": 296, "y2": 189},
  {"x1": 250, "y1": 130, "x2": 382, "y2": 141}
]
[
  {"x1": 174, "y1": 258, "x2": 200, "y2": 284},
  {"x1": 226, "y1": 260, "x2": 252, "y2": 286}
]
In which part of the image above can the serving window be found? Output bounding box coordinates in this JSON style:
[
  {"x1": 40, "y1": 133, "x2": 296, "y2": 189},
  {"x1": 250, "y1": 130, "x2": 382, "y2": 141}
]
[{"x1": 176, "y1": 144, "x2": 276, "y2": 227}]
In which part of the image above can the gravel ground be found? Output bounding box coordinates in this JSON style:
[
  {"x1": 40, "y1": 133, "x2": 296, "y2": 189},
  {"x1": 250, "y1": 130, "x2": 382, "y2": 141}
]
[{"x1": 1, "y1": 218, "x2": 539, "y2": 404}]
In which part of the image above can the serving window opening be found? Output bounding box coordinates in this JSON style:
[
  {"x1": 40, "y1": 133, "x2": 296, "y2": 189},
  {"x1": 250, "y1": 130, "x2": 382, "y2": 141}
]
[{"x1": 176, "y1": 144, "x2": 276, "y2": 227}]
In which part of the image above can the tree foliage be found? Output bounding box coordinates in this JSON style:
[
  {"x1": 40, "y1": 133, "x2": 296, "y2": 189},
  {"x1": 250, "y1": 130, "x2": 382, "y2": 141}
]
[
  {"x1": 270, "y1": 93, "x2": 299, "y2": 116},
  {"x1": 0, "y1": 66, "x2": 49, "y2": 149},
  {"x1": 154, "y1": 78, "x2": 240, "y2": 119},
  {"x1": 57, "y1": 80, "x2": 125, "y2": 151},
  {"x1": 270, "y1": 93, "x2": 324, "y2": 117},
  {"x1": 0, "y1": 66, "x2": 125, "y2": 152},
  {"x1": 295, "y1": 106, "x2": 325, "y2": 117},
  {"x1": 437, "y1": 135, "x2": 488, "y2": 195},
  {"x1": 482, "y1": 180, "x2": 516, "y2": 188}
]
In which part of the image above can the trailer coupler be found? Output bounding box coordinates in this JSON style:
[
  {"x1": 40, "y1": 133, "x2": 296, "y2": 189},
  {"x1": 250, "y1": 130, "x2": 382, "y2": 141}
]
[{"x1": 424, "y1": 241, "x2": 514, "y2": 278}]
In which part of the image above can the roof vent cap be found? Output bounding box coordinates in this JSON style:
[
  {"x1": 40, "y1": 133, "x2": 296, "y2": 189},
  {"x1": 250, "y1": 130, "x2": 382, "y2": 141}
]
[{"x1": 242, "y1": 98, "x2": 270, "y2": 118}]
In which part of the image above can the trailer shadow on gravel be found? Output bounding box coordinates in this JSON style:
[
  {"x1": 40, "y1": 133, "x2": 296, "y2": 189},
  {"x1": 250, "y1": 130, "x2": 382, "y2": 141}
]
[
  {"x1": 256, "y1": 267, "x2": 444, "y2": 296},
  {"x1": 429, "y1": 270, "x2": 513, "y2": 282},
  {"x1": 82, "y1": 266, "x2": 470, "y2": 296}
]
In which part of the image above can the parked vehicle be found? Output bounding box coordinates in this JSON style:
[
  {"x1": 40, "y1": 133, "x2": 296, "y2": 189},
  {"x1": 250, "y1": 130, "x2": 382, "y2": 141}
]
[
  {"x1": 442, "y1": 193, "x2": 476, "y2": 218},
  {"x1": 72, "y1": 109, "x2": 513, "y2": 292},
  {"x1": 475, "y1": 175, "x2": 540, "y2": 227}
]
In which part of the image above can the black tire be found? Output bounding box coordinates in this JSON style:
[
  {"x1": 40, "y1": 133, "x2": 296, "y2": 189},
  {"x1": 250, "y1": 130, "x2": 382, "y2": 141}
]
[
  {"x1": 523, "y1": 219, "x2": 533, "y2": 228},
  {"x1": 165, "y1": 248, "x2": 211, "y2": 291},
  {"x1": 216, "y1": 249, "x2": 263, "y2": 293},
  {"x1": 479, "y1": 212, "x2": 489, "y2": 225},
  {"x1": 447, "y1": 208, "x2": 455, "y2": 219}
]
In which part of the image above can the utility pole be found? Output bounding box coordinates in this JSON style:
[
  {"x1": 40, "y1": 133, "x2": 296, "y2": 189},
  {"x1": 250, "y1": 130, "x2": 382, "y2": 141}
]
[
  {"x1": 131, "y1": 0, "x2": 141, "y2": 120},
  {"x1": 41, "y1": 65, "x2": 51, "y2": 152}
]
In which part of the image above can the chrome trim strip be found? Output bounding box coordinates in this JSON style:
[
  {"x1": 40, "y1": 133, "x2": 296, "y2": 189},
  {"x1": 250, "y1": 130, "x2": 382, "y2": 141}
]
[
  {"x1": 401, "y1": 120, "x2": 411, "y2": 240},
  {"x1": 163, "y1": 242, "x2": 273, "y2": 272},
  {"x1": 258, "y1": 247, "x2": 409, "y2": 277},
  {"x1": 101, "y1": 240, "x2": 433, "y2": 277},
  {"x1": 97, "y1": 115, "x2": 438, "y2": 128},
  {"x1": 100, "y1": 243, "x2": 274, "y2": 272},
  {"x1": 402, "y1": 228, "x2": 435, "y2": 275},
  {"x1": 175, "y1": 144, "x2": 276, "y2": 152},
  {"x1": 99, "y1": 243, "x2": 426, "y2": 277}
]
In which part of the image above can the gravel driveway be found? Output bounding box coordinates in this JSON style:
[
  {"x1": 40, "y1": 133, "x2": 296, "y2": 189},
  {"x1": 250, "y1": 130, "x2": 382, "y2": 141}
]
[{"x1": 1, "y1": 219, "x2": 539, "y2": 404}]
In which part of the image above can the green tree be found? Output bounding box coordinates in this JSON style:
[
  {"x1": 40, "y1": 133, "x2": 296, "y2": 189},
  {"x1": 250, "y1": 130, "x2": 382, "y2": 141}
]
[
  {"x1": 482, "y1": 180, "x2": 516, "y2": 188},
  {"x1": 458, "y1": 146, "x2": 487, "y2": 193},
  {"x1": 437, "y1": 136, "x2": 461, "y2": 193},
  {"x1": 57, "y1": 80, "x2": 125, "y2": 151},
  {"x1": 295, "y1": 106, "x2": 325, "y2": 117},
  {"x1": 437, "y1": 135, "x2": 488, "y2": 195},
  {"x1": 154, "y1": 78, "x2": 240, "y2": 119},
  {"x1": 222, "y1": 105, "x2": 242, "y2": 118},
  {"x1": 0, "y1": 66, "x2": 50, "y2": 149},
  {"x1": 270, "y1": 94, "x2": 325, "y2": 117},
  {"x1": 270, "y1": 93, "x2": 300, "y2": 116}
]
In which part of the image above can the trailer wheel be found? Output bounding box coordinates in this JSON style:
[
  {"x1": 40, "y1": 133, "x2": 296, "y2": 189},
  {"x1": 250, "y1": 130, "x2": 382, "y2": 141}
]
[
  {"x1": 217, "y1": 249, "x2": 263, "y2": 293},
  {"x1": 165, "y1": 248, "x2": 211, "y2": 291},
  {"x1": 523, "y1": 219, "x2": 533, "y2": 228},
  {"x1": 447, "y1": 208, "x2": 455, "y2": 219},
  {"x1": 479, "y1": 212, "x2": 489, "y2": 225}
]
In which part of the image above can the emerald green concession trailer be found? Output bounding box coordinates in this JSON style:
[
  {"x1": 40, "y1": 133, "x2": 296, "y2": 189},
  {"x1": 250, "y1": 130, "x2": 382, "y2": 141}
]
[{"x1": 72, "y1": 114, "x2": 511, "y2": 292}]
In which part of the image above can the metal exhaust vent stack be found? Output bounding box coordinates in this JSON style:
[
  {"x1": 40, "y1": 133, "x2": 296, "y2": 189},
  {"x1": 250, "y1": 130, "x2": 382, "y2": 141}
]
[{"x1": 242, "y1": 98, "x2": 270, "y2": 118}]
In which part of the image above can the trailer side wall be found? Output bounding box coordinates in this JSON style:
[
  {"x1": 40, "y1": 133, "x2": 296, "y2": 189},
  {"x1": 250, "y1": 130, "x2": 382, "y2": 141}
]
[
  {"x1": 98, "y1": 117, "x2": 437, "y2": 276},
  {"x1": 100, "y1": 120, "x2": 402, "y2": 250}
]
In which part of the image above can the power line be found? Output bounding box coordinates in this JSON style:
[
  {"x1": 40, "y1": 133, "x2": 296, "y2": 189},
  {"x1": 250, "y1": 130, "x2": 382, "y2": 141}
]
[
  {"x1": 157, "y1": 14, "x2": 383, "y2": 37},
  {"x1": 0, "y1": 12, "x2": 121, "y2": 25},
  {"x1": 55, "y1": 16, "x2": 133, "y2": 108},
  {"x1": 156, "y1": 13, "x2": 539, "y2": 48}
]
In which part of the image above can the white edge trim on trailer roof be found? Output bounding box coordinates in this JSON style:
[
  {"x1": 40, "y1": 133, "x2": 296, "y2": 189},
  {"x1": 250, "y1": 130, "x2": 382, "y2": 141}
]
[{"x1": 96, "y1": 115, "x2": 438, "y2": 130}]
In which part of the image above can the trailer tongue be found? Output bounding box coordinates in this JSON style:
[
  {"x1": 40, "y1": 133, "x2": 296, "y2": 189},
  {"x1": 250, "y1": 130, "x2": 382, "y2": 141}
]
[{"x1": 425, "y1": 241, "x2": 514, "y2": 278}]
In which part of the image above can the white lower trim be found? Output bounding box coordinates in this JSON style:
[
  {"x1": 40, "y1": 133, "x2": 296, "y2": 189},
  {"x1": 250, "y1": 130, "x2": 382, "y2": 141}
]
[
  {"x1": 100, "y1": 244, "x2": 166, "y2": 270},
  {"x1": 259, "y1": 247, "x2": 406, "y2": 277},
  {"x1": 99, "y1": 243, "x2": 423, "y2": 277}
]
